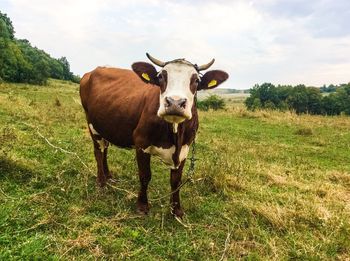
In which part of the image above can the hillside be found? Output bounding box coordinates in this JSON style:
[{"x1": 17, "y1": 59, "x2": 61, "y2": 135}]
[
  {"x1": 1, "y1": 80, "x2": 350, "y2": 259},
  {"x1": 197, "y1": 88, "x2": 250, "y2": 101},
  {"x1": 0, "y1": 11, "x2": 79, "y2": 85}
]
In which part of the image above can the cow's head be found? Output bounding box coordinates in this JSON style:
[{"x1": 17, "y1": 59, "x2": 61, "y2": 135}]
[{"x1": 132, "y1": 53, "x2": 229, "y2": 124}]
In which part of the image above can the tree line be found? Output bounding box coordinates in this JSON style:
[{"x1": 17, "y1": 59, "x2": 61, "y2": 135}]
[
  {"x1": 245, "y1": 83, "x2": 350, "y2": 115},
  {"x1": 0, "y1": 11, "x2": 79, "y2": 85}
]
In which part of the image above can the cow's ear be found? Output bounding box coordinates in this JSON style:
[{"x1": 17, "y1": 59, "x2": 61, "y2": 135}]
[
  {"x1": 132, "y1": 62, "x2": 159, "y2": 85},
  {"x1": 198, "y1": 70, "x2": 229, "y2": 90}
]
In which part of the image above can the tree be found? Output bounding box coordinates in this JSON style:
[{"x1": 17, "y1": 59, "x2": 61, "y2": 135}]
[
  {"x1": 50, "y1": 59, "x2": 64, "y2": 80},
  {"x1": 0, "y1": 12, "x2": 80, "y2": 85},
  {"x1": 334, "y1": 84, "x2": 350, "y2": 115},
  {"x1": 0, "y1": 11, "x2": 15, "y2": 39},
  {"x1": 306, "y1": 87, "x2": 322, "y2": 114},
  {"x1": 321, "y1": 95, "x2": 340, "y2": 115},
  {"x1": 245, "y1": 83, "x2": 281, "y2": 110},
  {"x1": 286, "y1": 85, "x2": 308, "y2": 114},
  {"x1": 58, "y1": 57, "x2": 73, "y2": 81},
  {"x1": 244, "y1": 83, "x2": 349, "y2": 116},
  {"x1": 0, "y1": 38, "x2": 31, "y2": 82}
]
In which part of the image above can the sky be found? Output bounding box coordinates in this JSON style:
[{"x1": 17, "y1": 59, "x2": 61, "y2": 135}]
[{"x1": 1, "y1": 0, "x2": 350, "y2": 89}]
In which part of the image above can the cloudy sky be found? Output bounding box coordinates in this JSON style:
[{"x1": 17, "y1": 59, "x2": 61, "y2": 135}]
[{"x1": 1, "y1": 0, "x2": 350, "y2": 89}]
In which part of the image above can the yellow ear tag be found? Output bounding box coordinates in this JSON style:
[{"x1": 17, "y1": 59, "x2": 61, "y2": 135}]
[
  {"x1": 142, "y1": 73, "x2": 150, "y2": 81},
  {"x1": 208, "y1": 79, "x2": 217, "y2": 88}
]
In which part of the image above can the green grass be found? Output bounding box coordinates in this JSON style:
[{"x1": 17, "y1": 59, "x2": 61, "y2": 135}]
[{"x1": 1, "y1": 79, "x2": 350, "y2": 260}]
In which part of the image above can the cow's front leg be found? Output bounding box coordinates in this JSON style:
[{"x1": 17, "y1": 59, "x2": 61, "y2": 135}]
[
  {"x1": 170, "y1": 160, "x2": 185, "y2": 218},
  {"x1": 136, "y1": 149, "x2": 151, "y2": 214}
]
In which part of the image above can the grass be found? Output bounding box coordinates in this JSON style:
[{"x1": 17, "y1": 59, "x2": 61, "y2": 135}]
[{"x1": 0, "y1": 79, "x2": 350, "y2": 260}]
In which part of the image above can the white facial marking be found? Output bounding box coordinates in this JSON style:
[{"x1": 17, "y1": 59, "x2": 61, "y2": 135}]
[
  {"x1": 143, "y1": 145, "x2": 176, "y2": 168},
  {"x1": 179, "y1": 145, "x2": 189, "y2": 163},
  {"x1": 157, "y1": 63, "x2": 198, "y2": 123}
]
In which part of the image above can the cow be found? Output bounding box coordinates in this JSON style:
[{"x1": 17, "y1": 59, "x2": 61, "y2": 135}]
[{"x1": 80, "y1": 53, "x2": 228, "y2": 217}]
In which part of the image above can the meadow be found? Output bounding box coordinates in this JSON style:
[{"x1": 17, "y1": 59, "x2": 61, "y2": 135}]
[{"x1": 0, "y1": 80, "x2": 350, "y2": 260}]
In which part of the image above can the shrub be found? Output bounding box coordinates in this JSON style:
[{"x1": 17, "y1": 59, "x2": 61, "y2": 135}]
[
  {"x1": 197, "y1": 95, "x2": 225, "y2": 111},
  {"x1": 252, "y1": 98, "x2": 262, "y2": 110},
  {"x1": 295, "y1": 128, "x2": 313, "y2": 136}
]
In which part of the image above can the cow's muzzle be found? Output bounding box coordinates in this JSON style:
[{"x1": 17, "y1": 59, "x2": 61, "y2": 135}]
[
  {"x1": 165, "y1": 97, "x2": 187, "y2": 109},
  {"x1": 160, "y1": 96, "x2": 189, "y2": 123}
]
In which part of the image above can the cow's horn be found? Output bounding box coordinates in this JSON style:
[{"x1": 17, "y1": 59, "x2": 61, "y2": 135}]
[
  {"x1": 146, "y1": 53, "x2": 166, "y2": 67},
  {"x1": 197, "y1": 58, "x2": 215, "y2": 71}
]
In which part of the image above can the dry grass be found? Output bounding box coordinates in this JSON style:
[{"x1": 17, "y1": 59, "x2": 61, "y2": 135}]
[{"x1": 1, "y1": 80, "x2": 350, "y2": 259}]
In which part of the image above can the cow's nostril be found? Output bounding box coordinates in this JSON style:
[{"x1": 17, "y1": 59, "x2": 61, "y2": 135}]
[
  {"x1": 178, "y1": 98, "x2": 187, "y2": 108},
  {"x1": 165, "y1": 97, "x2": 173, "y2": 107}
]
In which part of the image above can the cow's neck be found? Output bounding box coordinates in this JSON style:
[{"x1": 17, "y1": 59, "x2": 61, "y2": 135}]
[
  {"x1": 168, "y1": 105, "x2": 198, "y2": 148},
  {"x1": 171, "y1": 122, "x2": 183, "y2": 146},
  {"x1": 172, "y1": 123, "x2": 179, "y2": 133},
  {"x1": 170, "y1": 121, "x2": 186, "y2": 167}
]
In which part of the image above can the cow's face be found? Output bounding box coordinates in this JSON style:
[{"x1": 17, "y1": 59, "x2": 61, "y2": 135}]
[
  {"x1": 132, "y1": 55, "x2": 229, "y2": 124},
  {"x1": 156, "y1": 62, "x2": 198, "y2": 123}
]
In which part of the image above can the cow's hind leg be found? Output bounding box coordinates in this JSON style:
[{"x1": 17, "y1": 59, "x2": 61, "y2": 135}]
[
  {"x1": 136, "y1": 149, "x2": 151, "y2": 214},
  {"x1": 170, "y1": 160, "x2": 185, "y2": 218},
  {"x1": 89, "y1": 124, "x2": 110, "y2": 187},
  {"x1": 103, "y1": 147, "x2": 112, "y2": 180}
]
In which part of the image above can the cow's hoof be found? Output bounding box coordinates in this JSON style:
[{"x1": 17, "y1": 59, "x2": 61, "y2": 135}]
[
  {"x1": 137, "y1": 202, "x2": 150, "y2": 215},
  {"x1": 105, "y1": 171, "x2": 113, "y2": 180},
  {"x1": 97, "y1": 178, "x2": 107, "y2": 187},
  {"x1": 172, "y1": 207, "x2": 184, "y2": 218}
]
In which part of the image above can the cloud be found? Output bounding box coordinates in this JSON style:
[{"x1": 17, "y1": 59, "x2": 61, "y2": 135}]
[
  {"x1": 253, "y1": 0, "x2": 350, "y2": 38},
  {"x1": 2, "y1": 0, "x2": 350, "y2": 88}
]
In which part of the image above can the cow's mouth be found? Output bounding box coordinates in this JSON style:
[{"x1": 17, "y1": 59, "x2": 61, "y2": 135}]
[
  {"x1": 163, "y1": 114, "x2": 187, "y2": 124},
  {"x1": 158, "y1": 108, "x2": 189, "y2": 123}
]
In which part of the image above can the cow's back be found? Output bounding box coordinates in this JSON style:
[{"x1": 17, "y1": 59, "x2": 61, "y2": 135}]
[{"x1": 80, "y1": 67, "x2": 160, "y2": 148}]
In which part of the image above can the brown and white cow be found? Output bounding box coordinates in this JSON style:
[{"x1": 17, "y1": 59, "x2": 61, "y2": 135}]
[{"x1": 80, "y1": 53, "x2": 228, "y2": 217}]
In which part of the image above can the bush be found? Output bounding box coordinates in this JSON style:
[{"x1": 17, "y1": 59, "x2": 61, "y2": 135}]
[
  {"x1": 295, "y1": 128, "x2": 313, "y2": 136},
  {"x1": 251, "y1": 98, "x2": 262, "y2": 111},
  {"x1": 197, "y1": 95, "x2": 225, "y2": 111}
]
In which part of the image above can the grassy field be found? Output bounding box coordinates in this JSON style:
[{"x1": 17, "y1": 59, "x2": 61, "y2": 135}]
[{"x1": 1, "y1": 80, "x2": 350, "y2": 260}]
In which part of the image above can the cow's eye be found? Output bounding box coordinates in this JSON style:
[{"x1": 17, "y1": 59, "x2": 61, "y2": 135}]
[
  {"x1": 158, "y1": 71, "x2": 167, "y2": 84},
  {"x1": 195, "y1": 78, "x2": 200, "y2": 84},
  {"x1": 158, "y1": 73, "x2": 164, "y2": 83}
]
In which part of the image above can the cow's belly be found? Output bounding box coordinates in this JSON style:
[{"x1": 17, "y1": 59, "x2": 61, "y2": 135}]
[
  {"x1": 142, "y1": 144, "x2": 189, "y2": 169},
  {"x1": 100, "y1": 127, "x2": 134, "y2": 148},
  {"x1": 88, "y1": 115, "x2": 137, "y2": 148}
]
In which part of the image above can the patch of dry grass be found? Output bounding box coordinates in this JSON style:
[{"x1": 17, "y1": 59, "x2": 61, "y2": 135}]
[{"x1": 1, "y1": 80, "x2": 350, "y2": 259}]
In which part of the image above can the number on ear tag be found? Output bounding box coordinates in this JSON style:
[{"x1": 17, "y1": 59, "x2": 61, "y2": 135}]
[
  {"x1": 208, "y1": 79, "x2": 217, "y2": 88},
  {"x1": 142, "y1": 73, "x2": 150, "y2": 81}
]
